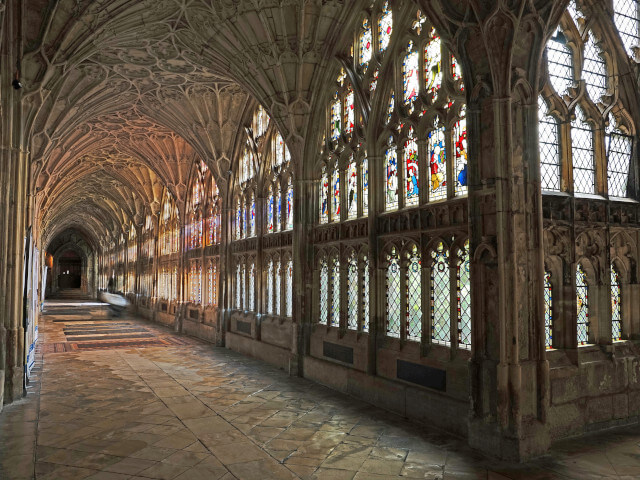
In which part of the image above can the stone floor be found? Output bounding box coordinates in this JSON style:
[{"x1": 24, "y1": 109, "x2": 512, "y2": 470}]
[{"x1": 1, "y1": 297, "x2": 638, "y2": 479}]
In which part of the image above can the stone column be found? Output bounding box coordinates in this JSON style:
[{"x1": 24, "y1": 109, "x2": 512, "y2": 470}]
[{"x1": 421, "y1": 0, "x2": 569, "y2": 461}]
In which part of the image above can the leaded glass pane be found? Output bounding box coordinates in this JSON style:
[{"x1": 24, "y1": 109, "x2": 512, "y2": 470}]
[
  {"x1": 576, "y1": 263, "x2": 589, "y2": 345},
  {"x1": 267, "y1": 260, "x2": 274, "y2": 314},
  {"x1": 286, "y1": 260, "x2": 293, "y2": 317},
  {"x1": 611, "y1": 265, "x2": 623, "y2": 341},
  {"x1": 451, "y1": 55, "x2": 464, "y2": 91},
  {"x1": 547, "y1": 26, "x2": 573, "y2": 95},
  {"x1": 386, "y1": 143, "x2": 399, "y2": 210},
  {"x1": 362, "y1": 157, "x2": 369, "y2": 215},
  {"x1": 275, "y1": 260, "x2": 281, "y2": 315},
  {"x1": 347, "y1": 158, "x2": 358, "y2": 219},
  {"x1": 454, "y1": 112, "x2": 468, "y2": 196},
  {"x1": 207, "y1": 261, "x2": 213, "y2": 306},
  {"x1": 362, "y1": 256, "x2": 370, "y2": 332},
  {"x1": 424, "y1": 29, "x2": 442, "y2": 95},
  {"x1": 378, "y1": 2, "x2": 392, "y2": 52},
  {"x1": 386, "y1": 248, "x2": 401, "y2": 337},
  {"x1": 236, "y1": 200, "x2": 242, "y2": 239},
  {"x1": 571, "y1": 106, "x2": 595, "y2": 194},
  {"x1": 544, "y1": 270, "x2": 553, "y2": 349},
  {"x1": 457, "y1": 241, "x2": 471, "y2": 349},
  {"x1": 242, "y1": 204, "x2": 248, "y2": 238},
  {"x1": 249, "y1": 261, "x2": 255, "y2": 311},
  {"x1": 347, "y1": 253, "x2": 358, "y2": 330},
  {"x1": 407, "y1": 246, "x2": 422, "y2": 341},
  {"x1": 320, "y1": 169, "x2": 329, "y2": 224},
  {"x1": 403, "y1": 42, "x2": 419, "y2": 107},
  {"x1": 539, "y1": 96, "x2": 561, "y2": 191},
  {"x1": 332, "y1": 168, "x2": 340, "y2": 222},
  {"x1": 386, "y1": 91, "x2": 394, "y2": 125},
  {"x1": 606, "y1": 116, "x2": 632, "y2": 198},
  {"x1": 405, "y1": 130, "x2": 419, "y2": 206},
  {"x1": 428, "y1": 118, "x2": 447, "y2": 201},
  {"x1": 320, "y1": 259, "x2": 328, "y2": 325},
  {"x1": 275, "y1": 133, "x2": 285, "y2": 166},
  {"x1": 331, "y1": 96, "x2": 341, "y2": 142},
  {"x1": 583, "y1": 32, "x2": 608, "y2": 103},
  {"x1": 250, "y1": 194, "x2": 256, "y2": 236},
  {"x1": 431, "y1": 243, "x2": 450, "y2": 346},
  {"x1": 344, "y1": 87, "x2": 355, "y2": 135},
  {"x1": 613, "y1": 0, "x2": 639, "y2": 58},
  {"x1": 275, "y1": 188, "x2": 281, "y2": 232},
  {"x1": 286, "y1": 180, "x2": 294, "y2": 230},
  {"x1": 241, "y1": 262, "x2": 246, "y2": 309},
  {"x1": 236, "y1": 263, "x2": 241, "y2": 309},
  {"x1": 267, "y1": 188, "x2": 275, "y2": 233},
  {"x1": 359, "y1": 18, "x2": 372, "y2": 67},
  {"x1": 331, "y1": 256, "x2": 340, "y2": 327}
]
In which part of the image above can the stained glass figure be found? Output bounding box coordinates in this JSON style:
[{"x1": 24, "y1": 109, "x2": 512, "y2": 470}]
[
  {"x1": 331, "y1": 95, "x2": 341, "y2": 142},
  {"x1": 347, "y1": 157, "x2": 358, "y2": 219},
  {"x1": 286, "y1": 178, "x2": 294, "y2": 230},
  {"x1": 457, "y1": 240, "x2": 471, "y2": 349},
  {"x1": 403, "y1": 42, "x2": 419, "y2": 107},
  {"x1": 250, "y1": 194, "x2": 256, "y2": 237},
  {"x1": 344, "y1": 87, "x2": 355, "y2": 135},
  {"x1": 606, "y1": 115, "x2": 632, "y2": 198},
  {"x1": 611, "y1": 265, "x2": 623, "y2": 341},
  {"x1": 370, "y1": 69, "x2": 379, "y2": 94},
  {"x1": 362, "y1": 256, "x2": 370, "y2": 332},
  {"x1": 571, "y1": 106, "x2": 595, "y2": 194},
  {"x1": 236, "y1": 199, "x2": 242, "y2": 239},
  {"x1": 359, "y1": 18, "x2": 372, "y2": 67},
  {"x1": 407, "y1": 245, "x2": 422, "y2": 341},
  {"x1": 613, "y1": 0, "x2": 640, "y2": 58},
  {"x1": 404, "y1": 130, "x2": 419, "y2": 206},
  {"x1": 362, "y1": 157, "x2": 369, "y2": 215},
  {"x1": 544, "y1": 269, "x2": 553, "y2": 349},
  {"x1": 424, "y1": 29, "x2": 442, "y2": 95},
  {"x1": 386, "y1": 91, "x2": 395, "y2": 125},
  {"x1": 331, "y1": 256, "x2": 340, "y2": 327},
  {"x1": 332, "y1": 167, "x2": 341, "y2": 222},
  {"x1": 378, "y1": 1, "x2": 392, "y2": 52},
  {"x1": 428, "y1": 118, "x2": 447, "y2": 200},
  {"x1": 242, "y1": 203, "x2": 248, "y2": 238},
  {"x1": 286, "y1": 259, "x2": 293, "y2": 317},
  {"x1": 583, "y1": 31, "x2": 608, "y2": 103},
  {"x1": 267, "y1": 186, "x2": 274, "y2": 233},
  {"x1": 453, "y1": 110, "x2": 468, "y2": 196},
  {"x1": 347, "y1": 253, "x2": 358, "y2": 330},
  {"x1": 320, "y1": 258, "x2": 328, "y2": 325},
  {"x1": 386, "y1": 248, "x2": 401, "y2": 337},
  {"x1": 539, "y1": 96, "x2": 561, "y2": 191},
  {"x1": 320, "y1": 167, "x2": 329, "y2": 224},
  {"x1": 576, "y1": 263, "x2": 590, "y2": 345},
  {"x1": 431, "y1": 242, "x2": 450, "y2": 345},
  {"x1": 451, "y1": 55, "x2": 464, "y2": 91},
  {"x1": 385, "y1": 141, "x2": 399, "y2": 211},
  {"x1": 275, "y1": 132, "x2": 286, "y2": 167},
  {"x1": 254, "y1": 104, "x2": 270, "y2": 138},
  {"x1": 546, "y1": 26, "x2": 573, "y2": 96},
  {"x1": 275, "y1": 186, "x2": 281, "y2": 232}
]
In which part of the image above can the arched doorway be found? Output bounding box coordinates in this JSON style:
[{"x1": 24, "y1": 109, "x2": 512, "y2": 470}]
[{"x1": 57, "y1": 249, "x2": 82, "y2": 289}]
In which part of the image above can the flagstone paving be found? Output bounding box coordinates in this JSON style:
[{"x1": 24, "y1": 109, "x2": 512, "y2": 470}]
[{"x1": 1, "y1": 298, "x2": 638, "y2": 479}]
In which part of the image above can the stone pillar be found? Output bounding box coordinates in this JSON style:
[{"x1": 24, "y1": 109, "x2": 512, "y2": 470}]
[{"x1": 421, "y1": 0, "x2": 569, "y2": 461}]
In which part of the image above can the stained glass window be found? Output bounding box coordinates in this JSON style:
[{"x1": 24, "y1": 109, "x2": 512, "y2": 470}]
[
  {"x1": 236, "y1": 263, "x2": 241, "y2": 309},
  {"x1": 242, "y1": 203, "x2": 248, "y2": 238},
  {"x1": 386, "y1": 91, "x2": 395, "y2": 125},
  {"x1": 267, "y1": 186, "x2": 274, "y2": 233},
  {"x1": 249, "y1": 260, "x2": 255, "y2": 311},
  {"x1": 539, "y1": 96, "x2": 561, "y2": 191},
  {"x1": 286, "y1": 259, "x2": 293, "y2": 317},
  {"x1": 576, "y1": 263, "x2": 590, "y2": 345},
  {"x1": 378, "y1": 1, "x2": 392, "y2": 52},
  {"x1": 404, "y1": 129, "x2": 419, "y2": 206},
  {"x1": 275, "y1": 132, "x2": 286, "y2": 167},
  {"x1": 606, "y1": 115, "x2": 632, "y2": 198},
  {"x1": 347, "y1": 252, "x2": 358, "y2": 330},
  {"x1": 347, "y1": 157, "x2": 358, "y2": 219},
  {"x1": 386, "y1": 248, "x2": 401, "y2": 337},
  {"x1": 453, "y1": 110, "x2": 468, "y2": 196},
  {"x1": 207, "y1": 261, "x2": 213, "y2": 306},
  {"x1": 385, "y1": 141, "x2": 399, "y2": 210},
  {"x1": 344, "y1": 87, "x2": 355, "y2": 135},
  {"x1": 250, "y1": 194, "x2": 256, "y2": 236},
  {"x1": 406, "y1": 245, "x2": 422, "y2": 341},
  {"x1": 572, "y1": 106, "x2": 595, "y2": 194},
  {"x1": 424, "y1": 29, "x2": 442, "y2": 95},
  {"x1": 362, "y1": 256, "x2": 370, "y2": 332},
  {"x1": 275, "y1": 259, "x2": 281, "y2": 315},
  {"x1": 332, "y1": 167, "x2": 341, "y2": 222},
  {"x1": 267, "y1": 260, "x2": 274, "y2": 314},
  {"x1": 431, "y1": 242, "x2": 450, "y2": 346},
  {"x1": 544, "y1": 269, "x2": 553, "y2": 349},
  {"x1": 583, "y1": 31, "x2": 608, "y2": 103},
  {"x1": 320, "y1": 167, "x2": 329, "y2": 224},
  {"x1": 428, "y1": 117, "x2": 447, "y2": 201},
  {"x1": 241, "y1": 262, "x2": 247, "y2": 309},
  {"x1": 331, "y1": 256, "x2": 340, "y2": 327},
  {"x1": 359, "y1": 18, "x2": 372, "y2": 67},
  {"x1": 254, "y1": 104, "x2": 270, "y2": 138},
  {"x1": 611, "y1": 265, "x2": 623, "y2": 341},
  {"x1": 331, "y1": 95, "x2": 341, "y2": 142},
  {"x1": 236, "y1": 199, "x2": 242, "y2": 239},
  {"x1": 275, "y1": 185, "x2": 281, "y2": 232},
  {"x1": 613, "y1": 0, "x2": 639, "y2": 58},
  {"x1": 370, "y1": 68, "x2": 379, "y2": 94},
  {"x1": 403, "y1": 42, "x2": 419, "y2": 107},
  {"x1": 546, "y1": 26, "x2": 573, "y2": 95},
  {"x1": 457, "y1": 240, "x2": 471, "y2": 349},
  {"x1": 362, "y1": 157, "x2": 369, "y2": 215},
  {"x1": 319, "y1": 258, "x2": 328, "y2": 325},
  {"x1": 451, "y1": 55, "x2": 464, "y2": 91},
  {"x1": 286, "y1": 178, "x2": 294, "y2": 230}
]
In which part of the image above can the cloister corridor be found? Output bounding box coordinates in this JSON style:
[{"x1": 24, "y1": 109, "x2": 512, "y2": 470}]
[{"x1": 0, "y1": 296, "x2": 638, "y2": 480}]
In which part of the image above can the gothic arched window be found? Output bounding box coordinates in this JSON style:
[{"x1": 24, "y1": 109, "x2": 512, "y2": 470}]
[
  {"x1": 406, "y1": 245, "x2": 422, "y2": 341},
  {"x1": 386, "y1": 247, "x2": 401, "y2": 338},
  {"x1": 576, "y1": 263, "x2": 590, "y2": 346},
  {"x1": 613, "y1": 0, "x2": 640, "y2": 58},
  {"x1": 457, "y1": 240, "x2": 471, "y2": 349},
  {"x1": 611, "y1": 264, "x2": 622, "y2": 341},
  {"x1": 431, "y1": 242, "x2": 450, "y2": 346},
  {"x1": 544, "y1": 269, "x2": 553, "y2": 349}
]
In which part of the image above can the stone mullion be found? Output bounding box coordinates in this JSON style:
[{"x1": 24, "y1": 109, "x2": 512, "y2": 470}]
[
  {"x1": 367, "y1": 153, "x2": 381, "y2": 376},
  {"x1": 594, "y1": 123, "x2": 607, "y2": 197},
  {"x1": 400, "y1": 257, "x2": 408, "y2": 342},
  {"x1": 563, "y1": 116, "x2": 573, "y2": 193},
  {"x1": 598, "y1": 259, "x2": 613, "y2": 345},
  {"x1": 449, "y1": 249, "x2": 458, "y2": 356},
  {"x1": 418, "y1": 139, "x2": 428, "y2": 206},
  {"x1": 421, "y1": 249, "x2": 431, "y2": 351}
]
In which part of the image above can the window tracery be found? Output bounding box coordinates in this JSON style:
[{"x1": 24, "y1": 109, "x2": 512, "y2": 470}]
[
  {"x1": 611, "y1": 265, "x2": 622, "y2": 341},
  {"x1": 576, "y1": 263, "x2": 590, "y2": 346}
]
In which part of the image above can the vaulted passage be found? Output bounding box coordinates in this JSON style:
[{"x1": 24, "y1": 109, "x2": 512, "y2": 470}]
[{"x1": 1, "y1": 0, "x2": 640, "y2": 468}]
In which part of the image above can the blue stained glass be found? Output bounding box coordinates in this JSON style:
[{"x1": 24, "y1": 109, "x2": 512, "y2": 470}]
[
  {"x1": 267, "y1": 190, "x2": 274, "y2": 234},
  {"x1": 250, "y1": 196, "x2": 256, "y2": 237},
  {"x1": 405, "y1": 132, "x2": 419, "y2": 206},
  {"x1": 428, "y1": 120, "x2": 447, "y2": 201},
  {"x1": 332, "y1": 168, "x2": 340, "y2": 221},
  {"x1": 386, "y1": 142, "x2": 398, "y2": 210},
  {"x1": 286, "y1": 181, "x2": 293, "y2": 230},
  {"x1": 320, "y1": 169, "x2": 329, "y2": 223},
  {"x1": 276, "y1": 189, "x2": 281, "y2": 232}
]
